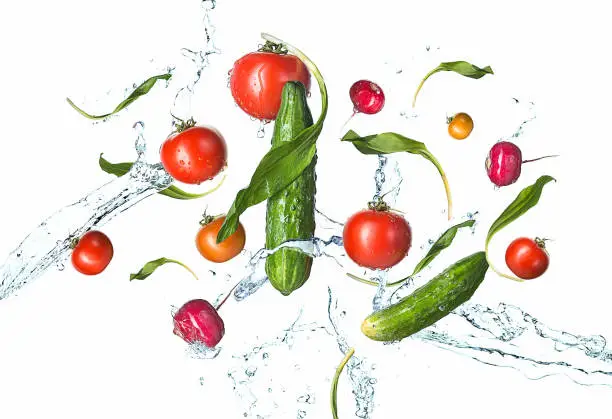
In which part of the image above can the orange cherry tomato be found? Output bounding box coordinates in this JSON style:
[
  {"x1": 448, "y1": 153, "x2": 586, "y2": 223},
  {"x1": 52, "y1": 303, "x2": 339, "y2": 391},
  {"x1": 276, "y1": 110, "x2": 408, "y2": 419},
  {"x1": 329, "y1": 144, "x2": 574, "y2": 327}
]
[
  {"x1": 448, "y1": 112, "x2": 474, "y2": 140},
  {"x1": 196, "y1": 216, "x2": 246, "y2": 263}
]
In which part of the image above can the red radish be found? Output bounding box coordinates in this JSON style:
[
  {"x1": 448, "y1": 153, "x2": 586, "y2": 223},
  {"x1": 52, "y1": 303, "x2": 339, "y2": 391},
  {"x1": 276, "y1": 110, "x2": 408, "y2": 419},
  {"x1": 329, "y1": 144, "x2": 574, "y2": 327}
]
[
  {"x1": 485, "y1": 141, "x2": 558, "y2": 187},
  {"x1": 341, "y1": 80, "x2": 385, "y2": 132},
  {"x1": 349, "y1": 80, "x2": 385, "y2": 115},
  {"x1": 173, "y1": 299, "x2": 225, "y2": 348}
]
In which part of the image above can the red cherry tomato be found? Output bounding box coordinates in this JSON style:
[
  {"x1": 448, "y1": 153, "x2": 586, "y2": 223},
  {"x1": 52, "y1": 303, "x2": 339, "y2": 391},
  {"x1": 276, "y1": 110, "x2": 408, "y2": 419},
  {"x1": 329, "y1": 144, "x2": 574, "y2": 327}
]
[
  {"x1": 160, "y1": 126, "x2": 227, "y2": 185},
  {"x1": 343, "y1": 209, "x2": 412, "y2": 270},
  {"x1": 71, "y1": 230, "x2": 114, "y2": 275},
  {"x1": 196, "y1": 216, "x2": 246, "y2": 263},
  {"x1": 505, "y1": 237, "x2": 550, "y2": 279},
  {"x1": 230, "y1": 52, "x2": 311, "y2": 121}
]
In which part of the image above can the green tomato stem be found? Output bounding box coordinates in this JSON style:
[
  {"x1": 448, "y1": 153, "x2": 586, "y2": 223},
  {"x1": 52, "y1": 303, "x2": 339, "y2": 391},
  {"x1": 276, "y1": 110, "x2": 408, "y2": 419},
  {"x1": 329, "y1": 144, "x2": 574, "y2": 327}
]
[
  {"x1": 331, "y1": 348, "x2": 355, "y2": 419},
  {"x1": 412, "y1": 66, "x2": 440, "y2": 108}
]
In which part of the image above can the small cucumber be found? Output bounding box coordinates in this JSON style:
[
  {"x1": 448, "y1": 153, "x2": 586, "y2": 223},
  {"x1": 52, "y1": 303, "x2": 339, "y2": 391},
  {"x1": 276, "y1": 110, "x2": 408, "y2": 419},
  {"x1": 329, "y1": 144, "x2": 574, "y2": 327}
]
[
  {"x1": 362, "y1": 251, "x2": 489, "y2": 341},
  {"x1": 265, "y1": 81, "x2": 316, "y2": 296}
]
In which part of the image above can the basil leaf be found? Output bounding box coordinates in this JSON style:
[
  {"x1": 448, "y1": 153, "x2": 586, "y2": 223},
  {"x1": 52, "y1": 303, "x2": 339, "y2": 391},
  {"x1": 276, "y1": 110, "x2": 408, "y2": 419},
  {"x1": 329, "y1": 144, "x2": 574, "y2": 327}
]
[
  {"x1": 341, "y1": 130, "x2": 453, "y2": 219},
  {"x1": 66, "y1": 73, "x2": 172, "y2": 120},
  {"x1": 129, "y1": 257, "x2": 198, "y2": 281},
  {"x1": 485, "y1": 175, "x2": 555, "y2": 281},
  {"x1": 99, "y1": 154, "x2": 224, "y2": 200},
  {"x1": 216, "y1": 34, "x2": 328, "y2": 244},
  {"x1": 412, "y1": 219, "x2": 475, "y2": 276},
  {"x1": 412, "y1": 61, "x2": 493, "y2": 107},
  {"x1": 347, "y1": 219, "x2": 475, "y2": 287},
  {"x1": 331, "y1": 348, "x2": 355, "y2": 419}
]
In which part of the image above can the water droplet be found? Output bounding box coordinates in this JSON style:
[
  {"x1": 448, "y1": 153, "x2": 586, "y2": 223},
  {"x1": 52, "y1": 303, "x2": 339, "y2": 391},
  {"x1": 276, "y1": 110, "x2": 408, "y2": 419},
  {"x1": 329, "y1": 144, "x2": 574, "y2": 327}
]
[
  {"x1": 56, "y1": 262, "x2": 65, "y2": 271},
  {"x1": 257, "y1": 123, "x2": 265, "y2": 138},
  {"x1": 245, "y1": 366, "x2": 257, "y2": 377},
  {"x1": 199, "y1": 377, "x2": 205, "y2": 386}
]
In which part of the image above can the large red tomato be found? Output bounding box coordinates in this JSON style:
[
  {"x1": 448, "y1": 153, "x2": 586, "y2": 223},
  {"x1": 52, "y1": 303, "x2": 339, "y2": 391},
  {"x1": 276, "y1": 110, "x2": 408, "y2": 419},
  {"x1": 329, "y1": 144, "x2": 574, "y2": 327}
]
[
  {"x1": 505, "y1": 237, "x2": 549, "y2": 279},
  {"x1": 230, "y1": 52, "x2": 310, "y2": 121},
  {"x1": 343, "y1": 209, "x2": 412, "y2": 270},
  {"x1": 160, "y1": 126, "x2": 227, "y2": 185}
]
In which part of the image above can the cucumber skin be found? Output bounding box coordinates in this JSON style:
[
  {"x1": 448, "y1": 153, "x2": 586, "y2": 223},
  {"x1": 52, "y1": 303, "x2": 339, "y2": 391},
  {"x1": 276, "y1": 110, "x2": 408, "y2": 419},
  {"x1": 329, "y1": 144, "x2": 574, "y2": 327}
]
[
  {"x1": 362, "y1": 251, "x2": 489, "y2": 341},
  {"x1": 265, "y1": 82, "x2": 316, "y2": 296}
]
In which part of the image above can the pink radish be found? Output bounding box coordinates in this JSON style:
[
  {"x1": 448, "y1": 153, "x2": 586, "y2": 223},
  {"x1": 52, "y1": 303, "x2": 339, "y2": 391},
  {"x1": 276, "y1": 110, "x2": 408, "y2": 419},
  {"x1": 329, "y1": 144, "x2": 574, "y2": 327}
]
[
  {"x1": 341, "y1": 80, "x2": 385, "y2": 132},
  {"x1": 349, "y1": 80, "x2": 385, "y2": 115},
  {"x1": 485, "y1": 141, "x2": 558, "y2": 187},
  {"x1": 173, "y1": 299, "x2": 225, "y2": 347}
]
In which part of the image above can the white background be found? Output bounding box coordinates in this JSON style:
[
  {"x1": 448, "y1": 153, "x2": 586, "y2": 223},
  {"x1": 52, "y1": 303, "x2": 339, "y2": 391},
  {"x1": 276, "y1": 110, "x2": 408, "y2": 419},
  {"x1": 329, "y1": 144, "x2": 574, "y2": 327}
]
[{"x1": 0, "y1": 0, "x2": 611, "y2": 417}]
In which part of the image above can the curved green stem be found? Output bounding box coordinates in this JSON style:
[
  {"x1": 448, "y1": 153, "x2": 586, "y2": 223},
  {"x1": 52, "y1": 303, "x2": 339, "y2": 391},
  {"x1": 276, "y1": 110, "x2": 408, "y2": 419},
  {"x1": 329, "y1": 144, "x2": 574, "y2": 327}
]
[
  {"x1": 412, "y1": 67, "x2": 440, "y2": 108},
  {"x1": 261, "y1": 33, "x2": 328, "y2": 124},
  {"x1": 346, "y1": 272, "x2": 408, "y2": 288},
  {"x1": 331, "y1": 348, "x2": 355, "y2": 419},
  {"x1": 170, "y1": 259, "x2": 199, "y2": 281},
  {"x1": 484, "y1": 244, "x2": 524, "y2": 283},
  {"x1": 422, "y1": 150, "x2": 452, "y2": 220}
]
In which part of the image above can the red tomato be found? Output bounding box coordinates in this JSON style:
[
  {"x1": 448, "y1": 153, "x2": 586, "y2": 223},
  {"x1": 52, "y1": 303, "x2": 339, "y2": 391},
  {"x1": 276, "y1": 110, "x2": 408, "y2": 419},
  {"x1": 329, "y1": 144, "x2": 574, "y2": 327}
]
[
  {"x1": 230, "y1": 52, "x2": 311, "y2": 121},
  {"x1": 160, "y1": 126, "x2": 227, "y2": 185},
  {"x1": 71, "y1": 230, "x2": 114, "y2": 275},
  {"x1": 196, "y1": 216, "x2": 246, "y2": 263},
  {"x1": 505, "y1": 237, "x2": 549, "y2": 279},
  {"x1": 343, "y1": 209, "x2": 412, "y2": 269}
]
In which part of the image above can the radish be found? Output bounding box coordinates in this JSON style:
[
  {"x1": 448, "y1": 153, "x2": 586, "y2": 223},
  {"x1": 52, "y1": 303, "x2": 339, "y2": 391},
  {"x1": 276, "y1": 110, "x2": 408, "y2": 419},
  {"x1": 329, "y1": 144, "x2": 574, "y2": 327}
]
[
  {"x1": 485, "y1": 141, "x2": 558, "y2": 187},
  {"x1": 341, "y1": 80, "x2": 385, "y2": 132},
  {"x1": 349, "y1": 80, "x2": 385, "y2": 115},
  {"x1": 173, "y1": 299, "x2": 225, "y2": 347},
  {"x1": 172, "y1": 281, "x2": 239, "y2": 348}
]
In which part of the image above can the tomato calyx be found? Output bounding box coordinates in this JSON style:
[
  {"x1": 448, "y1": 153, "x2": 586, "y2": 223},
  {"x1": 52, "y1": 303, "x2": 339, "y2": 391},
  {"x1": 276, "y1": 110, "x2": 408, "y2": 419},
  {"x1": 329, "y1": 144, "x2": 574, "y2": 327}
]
[
  {"x1": 69, "y1": 236, "x2": 80, "y2": 250},
  {"x1": 199, "y1": 210, "x2": 219, "y2": 227},
  {"x1": 367, "y1": 199, "x2": 390, "y2": 212},
  {"x1": 258, "y1": 40, "x2": 288, "y2": 55},
  {"x1": 534, "y1": 237, "x2": 548, "y2": 249},
  {"x1": 446, "y1": 115, "x2": 454, "y2": 124},
  {"x1": 171, "y1": 114, "x2": 197, "y2": 133}
]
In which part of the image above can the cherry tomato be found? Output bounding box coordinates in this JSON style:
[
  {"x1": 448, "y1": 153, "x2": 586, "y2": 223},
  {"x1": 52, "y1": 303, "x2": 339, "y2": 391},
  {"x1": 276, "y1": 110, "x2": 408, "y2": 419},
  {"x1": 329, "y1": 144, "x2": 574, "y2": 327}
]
[
  {"x1": 196, "y1": 216, "x2": 246, "y2": 263},
  {"x1": 160, "y1": 126, "x2": 227, "y2": 185},
  {"x1": 448, "y1": 112, "x2": 473, "y2": 140},
  {"x1": 230, "y1": 52, "x2": 311, "y2": 121},
  {"x1": 343, "y1": 209, "x2": 412, "y2": 270},
  {"x1": 505, "y1": 237, "x2": 549, "y2": 279},
  {"x1": 71, "y1": 230, "x2": 114, "y2": 275}
]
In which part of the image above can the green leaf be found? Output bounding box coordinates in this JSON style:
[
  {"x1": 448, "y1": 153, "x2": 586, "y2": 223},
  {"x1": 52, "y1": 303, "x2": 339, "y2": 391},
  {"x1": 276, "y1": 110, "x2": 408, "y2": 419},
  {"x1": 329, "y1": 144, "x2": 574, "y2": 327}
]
[
  {"x1": 347, "y1": 219, "x2": 475, "y2": 287},
  {"x1": 412, "y1": 219, "x2": 476, "y2": 276},
  {"x1": 485, "y1": 175, "x2": 555, "y2": 281},
  {"x1": 330, "y1": 348, "x2": 354, "y2": 419},
  {"x1": 67, "y1": 73, "x2": 172, "y2": 120},
  {"x1": 341, "y1": 130, "x2": 453, "y2": 219},
  {"x1": 99, "y1": 154, "x2": 224, "y2": 200},
  {"x1": 412, "y1": 61, "x2": 493, "y2": 107},
  {"x1": 216, "y1": 34, "x2": 328, "y2": 244},
  {"x1": 129, "y1": 257, "x2": 198, "y2": 281}
]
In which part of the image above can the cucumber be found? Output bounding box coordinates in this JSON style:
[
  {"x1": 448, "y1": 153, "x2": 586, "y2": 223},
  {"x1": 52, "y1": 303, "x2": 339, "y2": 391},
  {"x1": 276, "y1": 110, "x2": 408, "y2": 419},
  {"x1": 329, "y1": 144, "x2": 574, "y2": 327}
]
[
  {"x1": 361, "y1": 251, "x2": 489, "y2": 341},
  {"x1": 265, "y1": 81, "x2": 316, "y2": 296}
]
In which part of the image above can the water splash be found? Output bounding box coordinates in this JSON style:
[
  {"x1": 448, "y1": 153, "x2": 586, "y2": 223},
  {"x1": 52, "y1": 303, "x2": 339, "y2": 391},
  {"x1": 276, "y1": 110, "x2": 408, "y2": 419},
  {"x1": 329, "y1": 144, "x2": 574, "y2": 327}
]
[
  {"x1": 171, "y1": 0, "x2": 220, "y2": 117},
  {"x1": 328, "y1": 288, "x2": 376, "y2": 418},
  {"x1": 510, "y1": 99, "x2": 536, "y2": 139},
  {"x1": 0, "y1": 127, "x2": 172, "y2": 301}
]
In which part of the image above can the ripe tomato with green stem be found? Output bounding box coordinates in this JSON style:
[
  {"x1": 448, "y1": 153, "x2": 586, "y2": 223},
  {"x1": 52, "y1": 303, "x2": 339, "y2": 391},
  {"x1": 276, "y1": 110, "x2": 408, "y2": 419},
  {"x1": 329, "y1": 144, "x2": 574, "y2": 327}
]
[
  {"x1": 343, "y1": 201, "x2": 412, "y2": 270},
  {"x1": 229, "y1": 41, "x2": 311, "y2": 121},
  {"x1": 505, "y1": 237, "x2": 550, "y2": 279},
  {"x1": 160, "y1": 117, "x2": 227, "y2": 185},
  {"x1": 71, "y1": 230, "x2": 114, "y2": 275}
]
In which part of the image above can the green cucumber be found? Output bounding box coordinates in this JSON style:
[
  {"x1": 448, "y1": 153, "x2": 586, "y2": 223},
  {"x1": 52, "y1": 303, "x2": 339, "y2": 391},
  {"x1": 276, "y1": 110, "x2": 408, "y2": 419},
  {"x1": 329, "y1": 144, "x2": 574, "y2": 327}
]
[
  {"x1": 362, "y1": 251, "x2": 489, "y2": 341},
  {"x1": 265, "y1": 81, "x2": 316, "y2": 296}
]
